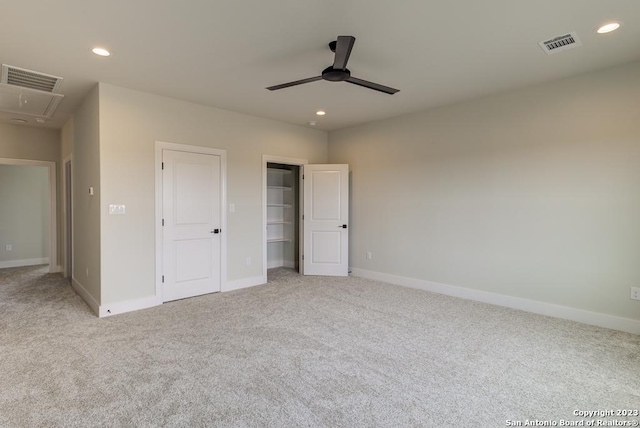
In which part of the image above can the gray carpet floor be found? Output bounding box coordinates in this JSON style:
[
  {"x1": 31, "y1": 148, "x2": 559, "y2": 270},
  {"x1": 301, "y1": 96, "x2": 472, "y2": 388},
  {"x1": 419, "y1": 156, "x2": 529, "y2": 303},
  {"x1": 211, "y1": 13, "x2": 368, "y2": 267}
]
[{"x1": 1, "y1": 265, "x2": 639, "y2": 427}]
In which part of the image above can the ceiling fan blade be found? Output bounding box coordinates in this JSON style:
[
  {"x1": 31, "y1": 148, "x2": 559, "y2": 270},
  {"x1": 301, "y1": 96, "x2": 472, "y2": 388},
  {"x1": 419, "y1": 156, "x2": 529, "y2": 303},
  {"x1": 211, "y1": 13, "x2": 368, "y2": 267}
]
[
  {"x1": 266, "y1": 76, "x2": 322, "y2": 91},
  {"x1": 333, "y1": 36, "x2": 356, "y2": 70},
  {"x1": 346, "y1": 77, "x2": 400, "y2": 95}
]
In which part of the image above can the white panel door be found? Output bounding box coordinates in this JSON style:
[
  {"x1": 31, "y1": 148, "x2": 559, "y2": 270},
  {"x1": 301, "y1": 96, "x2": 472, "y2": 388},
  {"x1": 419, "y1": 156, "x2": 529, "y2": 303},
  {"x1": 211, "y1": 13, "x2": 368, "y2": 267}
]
[
  {"x1": 162, "y1": 150, "x2": 221, "y2": 301},
  {"x1": 303, "y1": 164, "x2": 349, "y2": 276}
]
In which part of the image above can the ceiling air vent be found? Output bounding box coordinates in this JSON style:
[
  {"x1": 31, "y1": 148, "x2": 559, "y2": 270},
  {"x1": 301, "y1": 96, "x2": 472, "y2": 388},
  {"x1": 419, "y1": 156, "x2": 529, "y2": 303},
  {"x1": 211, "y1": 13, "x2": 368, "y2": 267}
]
[
  {"x1": 0, "y1": 65, "x2": 65, "y2": 118},
  {"x1": 538, "y1": 32, "x2": 581, "y2": 55},
  {"x1": 1, "y1": 64, "x2": 63, "y2": 93}
]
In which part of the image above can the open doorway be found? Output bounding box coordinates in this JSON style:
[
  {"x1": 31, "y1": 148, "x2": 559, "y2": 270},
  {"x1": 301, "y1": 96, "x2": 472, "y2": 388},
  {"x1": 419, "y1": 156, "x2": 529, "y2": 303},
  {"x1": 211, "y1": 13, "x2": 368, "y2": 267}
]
[
  {"x1": 262, "y1": 155, "x2": 306, "y2": 282},
  {"x1": 266, "y1": 163, "x2": 300, "y2": 270},
  {"x1": 0, "y1": 158, "x2": 57, "y2": 272}
]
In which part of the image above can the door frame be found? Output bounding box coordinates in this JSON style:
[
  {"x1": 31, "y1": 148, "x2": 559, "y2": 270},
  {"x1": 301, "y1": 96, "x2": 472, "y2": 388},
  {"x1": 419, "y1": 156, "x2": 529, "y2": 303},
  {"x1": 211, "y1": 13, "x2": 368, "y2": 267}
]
[
  {"x1": 155, "y1": 141, "x2": 228, "y2": 301},
  {"x1": 63, "y1": 155, "x2": 73, "y2": 278},
  {"x1": 0, "y1": 157, "x2": 58, "y2": 273},
  {"x1": 262, "y1": 155, "x2": 307, "y2": 283}
]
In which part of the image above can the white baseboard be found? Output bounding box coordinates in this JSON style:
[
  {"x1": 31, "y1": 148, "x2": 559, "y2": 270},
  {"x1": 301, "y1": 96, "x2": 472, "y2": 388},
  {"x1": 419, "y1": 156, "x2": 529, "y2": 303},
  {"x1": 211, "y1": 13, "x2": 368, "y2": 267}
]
[
  {"x1": 350, "y1": 268, "x2": 640, "y2": 335},
  {"x1": 71, "y1": 277, "x2": 100, "y2": 316},
  {"x1": 267, "y1": 260, "x2": 296, "y2": 269},
  {"x1": 99, "y1": 296, "x2": 162, "y2": 318},
  {"x1": 0, "y1": 257, "x2": 49, "y2": 269},
  {"x1": 99, "y1": 275, "x2": 266, "y2": 316},
  {"x1": 224, "y1": 275, "x2": 265, "y2": 292},
  {"x1": 74, "y1": 275, "x2": 264, "y2": 318},
  {"x1": 71, "y1": 276, "x2": 160, "y2": 318}
]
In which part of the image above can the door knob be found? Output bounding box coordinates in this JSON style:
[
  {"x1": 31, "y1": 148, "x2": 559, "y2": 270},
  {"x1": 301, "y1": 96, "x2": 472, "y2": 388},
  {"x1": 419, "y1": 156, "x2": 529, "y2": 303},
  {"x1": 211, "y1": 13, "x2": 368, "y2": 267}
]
[
  {"x1": 339, "y1": 224, "x2": 347, "y2": 229},
  {"x1": 211, "y1": 229, "x2": 220, "y2": 234}
]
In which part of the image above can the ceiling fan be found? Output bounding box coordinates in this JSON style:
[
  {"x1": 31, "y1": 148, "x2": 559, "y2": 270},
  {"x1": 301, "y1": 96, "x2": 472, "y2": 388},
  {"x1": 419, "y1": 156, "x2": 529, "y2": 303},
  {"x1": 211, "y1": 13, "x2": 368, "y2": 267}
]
[{"x1": 266, "y1": 36, "x2": 399, "y2": 95}]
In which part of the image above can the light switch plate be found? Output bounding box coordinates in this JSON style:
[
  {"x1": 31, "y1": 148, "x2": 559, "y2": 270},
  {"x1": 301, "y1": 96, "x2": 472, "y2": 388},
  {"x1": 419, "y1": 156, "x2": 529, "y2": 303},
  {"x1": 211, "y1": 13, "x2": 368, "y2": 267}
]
[
  {"x1": 109, "y1": 204, "x2": 126, "y2": 215},
  {"x1": 5, "y1": 244, "x2": 12, "y2": 251}
]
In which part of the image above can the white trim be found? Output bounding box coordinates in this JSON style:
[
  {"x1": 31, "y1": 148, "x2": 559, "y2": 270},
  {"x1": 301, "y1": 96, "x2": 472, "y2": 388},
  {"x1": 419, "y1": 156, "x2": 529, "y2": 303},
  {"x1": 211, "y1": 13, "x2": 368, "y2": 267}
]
[
  {"x1": 71, "y1": 277, "x2": 99, "y2": 316},
  {"x1": 0, "y1": 258, "x2": 49, "y2": 269},
  {"x1": 0, "y1": 157, "x2": 57, "y2": 273},
  {"x1": 224, "y1": 275, "x2": 265, "y2": 292},
  {"x1": 350, "y1": 268, "x2": 640, "y2": 335},
  {"x1": 262, "y1": 155, "x2": 307, "y2": 282},
  {"x1": 62, "y1": 155, "x2": 73, "y2": 279},
  {"x1": 155, "y1": 141, "x2": 228, "y2": 304},
  {"x1": 99, "y1": 296, "x2": 162, "y2": 318}
]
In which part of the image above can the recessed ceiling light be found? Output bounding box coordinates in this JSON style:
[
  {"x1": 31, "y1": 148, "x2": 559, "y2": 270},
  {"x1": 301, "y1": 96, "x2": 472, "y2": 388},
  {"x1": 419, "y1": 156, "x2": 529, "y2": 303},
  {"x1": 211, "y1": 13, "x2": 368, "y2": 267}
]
[
  {"x1": 597, "y1": 22, "x2": 620, "y2": 34},
  {"x1": 308, "y1": 121, "x2": 317, "y2": 126},
  {"x1": 92, "y1": 47, "x2": 111, "y2": 57},
  {"x1": 316, "y1": 110, "x2": 326, "y2": 116},
  {"x1": 10, "y1": 118, "x2": 27, "y2": 124}
]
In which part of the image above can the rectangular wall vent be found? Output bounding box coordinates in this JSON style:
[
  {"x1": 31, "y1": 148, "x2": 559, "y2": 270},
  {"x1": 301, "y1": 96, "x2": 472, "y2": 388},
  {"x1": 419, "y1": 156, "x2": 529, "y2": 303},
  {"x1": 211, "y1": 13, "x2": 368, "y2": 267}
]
[
  {"x1": 538, "y1": 32, "x2": 581, "y2": 55},
  {"x1": 1, "y1": 64, "x2": 63, "y2": 93}
]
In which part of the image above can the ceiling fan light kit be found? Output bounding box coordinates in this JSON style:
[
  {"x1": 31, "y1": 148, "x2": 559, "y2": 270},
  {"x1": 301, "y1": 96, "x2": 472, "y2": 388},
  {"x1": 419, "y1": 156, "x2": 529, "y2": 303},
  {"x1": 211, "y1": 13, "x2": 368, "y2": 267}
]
[{"x1": 267, "y1": 36, "x2": 399, "y2": 95}]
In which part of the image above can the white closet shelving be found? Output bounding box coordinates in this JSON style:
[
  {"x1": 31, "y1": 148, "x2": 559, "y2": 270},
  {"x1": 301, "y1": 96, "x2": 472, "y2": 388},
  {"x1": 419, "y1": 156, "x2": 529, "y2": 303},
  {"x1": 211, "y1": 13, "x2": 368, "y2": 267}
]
[
  {"x1": 266, "y1": 168, "x2": 293, "y2": 245},
  {"x1": 266, "y1": 162, "x2": 300, "y2": 271}
]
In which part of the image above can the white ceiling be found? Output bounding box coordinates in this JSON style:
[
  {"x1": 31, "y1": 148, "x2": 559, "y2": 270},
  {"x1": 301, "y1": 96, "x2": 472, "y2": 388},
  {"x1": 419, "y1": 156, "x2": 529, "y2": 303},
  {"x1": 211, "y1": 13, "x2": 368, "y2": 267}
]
[{"x1": 1, "y1": 0, "x2": 639, "y2": 131}]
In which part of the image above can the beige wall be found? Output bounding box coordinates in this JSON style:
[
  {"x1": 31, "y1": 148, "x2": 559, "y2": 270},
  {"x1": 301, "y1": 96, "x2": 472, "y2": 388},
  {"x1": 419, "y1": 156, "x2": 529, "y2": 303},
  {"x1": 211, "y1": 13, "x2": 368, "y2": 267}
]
[
  {"x1": 98, "y1": 83, "x2": 328, "y2": 305},
  {"x1": 329, "y1": 60, "x2": 640, "y2": 321},
  {"x1": 61, "y1": 117, "x2": 73, "y2": 161},
  {"x1": 0, "y1": 165, "x2": 50, "y2": 263},
  {"x1": 0, "y1": 123, "x2": 60, "y2": 162},
  {"x1": 70, "y1": 86, "x2": 101, "y2": 303}
]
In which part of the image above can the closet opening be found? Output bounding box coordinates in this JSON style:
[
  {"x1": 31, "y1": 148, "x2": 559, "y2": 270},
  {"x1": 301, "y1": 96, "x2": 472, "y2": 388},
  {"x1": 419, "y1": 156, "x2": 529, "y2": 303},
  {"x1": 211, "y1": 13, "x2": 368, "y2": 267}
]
[{"x1": 266, "y1": 162, "x2": 301, "y2": 275}]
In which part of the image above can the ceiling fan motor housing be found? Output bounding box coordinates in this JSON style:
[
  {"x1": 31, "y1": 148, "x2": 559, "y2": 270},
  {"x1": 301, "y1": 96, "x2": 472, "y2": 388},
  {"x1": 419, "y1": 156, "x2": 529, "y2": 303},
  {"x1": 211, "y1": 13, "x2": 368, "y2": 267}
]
[{"x1": 322, "y1": 66, "x2": 351, "y2": 82}]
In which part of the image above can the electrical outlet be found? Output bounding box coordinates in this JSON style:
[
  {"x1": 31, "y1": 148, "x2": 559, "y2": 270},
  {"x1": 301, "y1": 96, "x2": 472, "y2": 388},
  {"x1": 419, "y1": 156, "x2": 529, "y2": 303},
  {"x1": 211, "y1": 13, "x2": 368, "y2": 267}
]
[
  {"x1": 631, "y1": 287, "x2": 640, "y2": 301},
  {"x1": 5, "y1": 244, "x2": 12, "y2": 251},
  {"x1": 366, "y1": 251, "x2": 372, "y2": 260},
  {"x1": 246, "y1": 257, "x2": 252, "y2": 266}
]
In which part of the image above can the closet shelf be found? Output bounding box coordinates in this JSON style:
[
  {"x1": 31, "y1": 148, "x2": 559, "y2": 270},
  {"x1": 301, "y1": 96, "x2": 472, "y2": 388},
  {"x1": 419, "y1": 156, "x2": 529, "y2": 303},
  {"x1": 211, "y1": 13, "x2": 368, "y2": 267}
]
[
  {"x1": 267, "y1": 163, "x2": 296, "y2": 267},
  {"x1": 267, "y1": 169, "x2": 292, "y2": 175}
]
